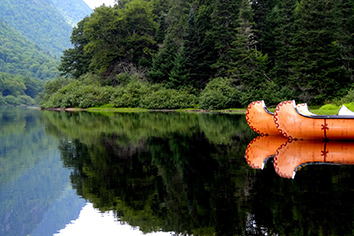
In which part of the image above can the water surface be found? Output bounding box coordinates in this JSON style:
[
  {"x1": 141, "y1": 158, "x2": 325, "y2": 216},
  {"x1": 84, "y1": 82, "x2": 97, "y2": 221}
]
[{"x1": 1, "y1": 107, "x2": 354, "y2": 235}]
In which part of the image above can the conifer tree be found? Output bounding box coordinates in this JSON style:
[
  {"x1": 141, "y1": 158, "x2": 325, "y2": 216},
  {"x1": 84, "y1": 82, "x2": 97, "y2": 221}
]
[
  {"x1": 334, "y1": 0, "x2": 354, "y2": 82},
  {"x1": 262, "y1": 0, "x2": 296, "y2": 85},
  {"x1": 229, "y1": 0, "x2": 268, "y2": 90},
  {"x1": 168, "y1": 6, "x2": 215, "y2": 89},
  {"x1": 289, "y1": 0, "x2": 349, "y2": 103},
  {"x1": 165, "y1": 0, "x2": 193, "y2": 47},
  {"x1": 168, "y1": 45, "x2": 190, "y2": 89},
  {"x1": 148, "y1": 33, "x2": 178, "y2": 83},
  {"x1": 210, "y1": 0, "x2": 241, "y2": 77},
  {"x1": 251, "y1": 0, "x2": 277, "y2": 52}
]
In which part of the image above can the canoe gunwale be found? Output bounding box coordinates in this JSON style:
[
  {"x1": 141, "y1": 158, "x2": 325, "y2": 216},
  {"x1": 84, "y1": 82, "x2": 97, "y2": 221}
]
[
  {"x1": 293, "y1": 100, "x2": 354, "y2": 119},
  {"x1": 274, "y1": 100, "x2": 354, "y2": 140},
  {"x1": 262, "y1": 100, "x2": 274, "y2": 115}
]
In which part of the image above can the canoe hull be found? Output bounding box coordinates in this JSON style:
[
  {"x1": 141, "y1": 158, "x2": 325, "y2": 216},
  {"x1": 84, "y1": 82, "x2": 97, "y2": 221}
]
[
  {"x1": 246, "y1": 101, "x2": 280, "y2": 136},
  {"x1": 274, "y1": 100, "x2": 354, "y2": 140}
]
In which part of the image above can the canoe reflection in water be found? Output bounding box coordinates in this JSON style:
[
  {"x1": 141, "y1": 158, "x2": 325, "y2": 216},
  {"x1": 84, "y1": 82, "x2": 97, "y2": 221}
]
[{"x1": 245, "y1": 135, "x2": 354, "y2": 179}]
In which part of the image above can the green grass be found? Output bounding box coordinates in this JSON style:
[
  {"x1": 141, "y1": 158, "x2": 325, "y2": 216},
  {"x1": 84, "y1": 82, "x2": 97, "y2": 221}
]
[{"x1": 86, "y1": 107, "x2": 148, "y2": 113}]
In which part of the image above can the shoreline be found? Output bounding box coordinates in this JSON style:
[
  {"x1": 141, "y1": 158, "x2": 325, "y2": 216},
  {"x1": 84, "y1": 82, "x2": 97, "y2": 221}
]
[{"x1": 40, "y1": 107, "x2": 247, "y2": 114}]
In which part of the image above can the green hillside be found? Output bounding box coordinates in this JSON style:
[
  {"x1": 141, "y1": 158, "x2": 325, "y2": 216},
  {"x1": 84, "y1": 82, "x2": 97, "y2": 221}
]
[
  {"x1": 0, "y1": 0, "x2": 73, "y2": 57},
  {"x1": 0, "y1": 20, "x2": 60, "y2": 80}
]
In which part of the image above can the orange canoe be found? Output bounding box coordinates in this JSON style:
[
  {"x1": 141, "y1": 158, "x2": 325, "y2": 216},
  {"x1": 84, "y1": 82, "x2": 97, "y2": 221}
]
[
  {"x1": 246, "y1": 100, "x2": 280, "y2": 136},
  {"x1": 274, "y1": 100, "x2": 354, "y2": 140},
  {"x1": 245, "y1": 135, "x2": 288, "y2": 169},
  {"x1": 274, "y1": 139, "x2": 354, "y2": 179}
]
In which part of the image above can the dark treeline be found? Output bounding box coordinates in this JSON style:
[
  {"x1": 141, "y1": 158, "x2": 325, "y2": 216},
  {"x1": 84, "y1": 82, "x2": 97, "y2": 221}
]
[{"x1": 41, "y1": 0, "x2": 354, "y2": 109}]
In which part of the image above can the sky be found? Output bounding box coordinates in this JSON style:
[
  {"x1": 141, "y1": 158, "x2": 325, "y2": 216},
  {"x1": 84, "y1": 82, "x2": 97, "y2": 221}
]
[
  {"x1": 83, "y1": 0, "x2": 116, "y2": 9},
  {"x1": 55, "y1": 203, "x2": 173, "y2": 236}
]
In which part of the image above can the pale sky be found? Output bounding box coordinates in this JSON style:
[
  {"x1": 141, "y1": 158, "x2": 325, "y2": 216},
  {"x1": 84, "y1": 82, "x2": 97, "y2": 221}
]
[
  {"x1": 55, "y1": 203, "x2": 173, "y2": 236},
  {"x1": 83, "y1": 0, "x2": 116, "y2": 9}
]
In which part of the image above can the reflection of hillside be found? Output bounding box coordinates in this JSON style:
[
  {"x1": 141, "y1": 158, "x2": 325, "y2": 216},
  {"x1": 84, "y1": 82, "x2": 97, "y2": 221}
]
[
  {"x1": 0, "y1": 107, "x2": 58, "y2": 184},
  {"x1": 0, "y1": 152, "x2": 84, "y2": 236},
  {"x1": 42, "y1": 111, "x2": 257, "y2": 235},
  {"x1": 0, "y1": 107, "x2": 86, "y2": 236}
]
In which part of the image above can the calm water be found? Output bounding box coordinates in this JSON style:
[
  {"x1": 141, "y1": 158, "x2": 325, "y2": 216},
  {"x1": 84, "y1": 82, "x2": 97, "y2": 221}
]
[{"x1": 1, "y1": 106, "x2": 354, "y2": 236}]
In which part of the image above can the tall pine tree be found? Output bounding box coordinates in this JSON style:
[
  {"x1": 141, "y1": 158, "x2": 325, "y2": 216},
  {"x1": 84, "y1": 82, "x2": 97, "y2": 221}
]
[
  {"x1": 229, "y1": 0, "x2": 268, "y2": 90},
  {"x1": 289, "y1": 0, "x2": 349, "y2": 103},
  {"x1": 210, "y1": 0, "x2": 241, "y2": 77}
]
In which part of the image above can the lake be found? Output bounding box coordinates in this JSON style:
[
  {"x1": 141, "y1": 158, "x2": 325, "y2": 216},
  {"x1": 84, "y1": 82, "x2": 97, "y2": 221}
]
[{"x1": 1, "y1": 106, "x2": 354, "y2": 236}]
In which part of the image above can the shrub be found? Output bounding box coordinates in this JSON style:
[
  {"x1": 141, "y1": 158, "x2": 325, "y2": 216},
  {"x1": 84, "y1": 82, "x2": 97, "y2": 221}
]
[
  {"x1": 4, "y1": 95, "x2": 20, "y2": 105},
  {"x1": 111, "y1": 79, "x2": 151, "y2": 107},
  {"x1": 199, "y1": 77, "x2": 244, "y2": 110},
  {"x1": 141, "y1": 88, "x2": 197, "y2": 109}
]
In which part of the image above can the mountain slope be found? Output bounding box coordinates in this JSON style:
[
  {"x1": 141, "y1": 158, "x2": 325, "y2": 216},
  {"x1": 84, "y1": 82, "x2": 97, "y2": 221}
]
[
  {"x1": 0, "y1": 19, "x2": 60, "y2": 80},
  {"x1": 49, "y1": 0, "x2": 92, "y2": 27},
  {"x1": 0, "y1": 0, "x2": 73, "y2": 57}
]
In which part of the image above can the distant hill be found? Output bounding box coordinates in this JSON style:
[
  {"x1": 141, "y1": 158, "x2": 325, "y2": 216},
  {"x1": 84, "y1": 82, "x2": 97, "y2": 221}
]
[
  {"x1": 0, "y1": 0, "x2": 93, "y2": 104},
  {"x1": 50, "y1": 0, "x2": 92, "y2": 27},
  {"x1": 0, "y1": 20, "x2": 60, "y2": 80},
  {"x1": 0, "y1": 0, "x2": 88, "y2": 58}
]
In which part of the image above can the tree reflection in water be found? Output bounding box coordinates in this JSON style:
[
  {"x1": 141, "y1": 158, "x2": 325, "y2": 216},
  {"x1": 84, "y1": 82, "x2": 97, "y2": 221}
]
[{"x1": 43, "y1": 110, "x2": 354, "y2": 235}]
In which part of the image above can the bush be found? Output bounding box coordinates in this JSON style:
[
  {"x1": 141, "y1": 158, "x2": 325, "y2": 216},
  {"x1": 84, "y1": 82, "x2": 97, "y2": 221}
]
[
  {"x1": 42, "y1": 80, "x2": 115, "y2": 108},
  {"x1": 341, "y1": 89, "x2": 354, "y2": 104},
  {"x1": 4, "y1": 95, "x2": 20, "y2": 105},
  {"x1": 141, "y1": 88, "x2": 197, "y2": 109},
  {"x1": 199, "y1": 77, "x2": 244, "y2": 110},
  {"x1": 110, "y1": 79, "x2": 152, "y2": 108}
]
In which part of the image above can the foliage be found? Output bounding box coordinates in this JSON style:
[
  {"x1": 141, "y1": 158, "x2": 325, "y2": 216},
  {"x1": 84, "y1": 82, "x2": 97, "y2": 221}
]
[
  {"x1": 59, "y1": 17, "x2": 92, "y2": 79},
  {"x1": 83, "y1": 1, "x2": 157, "y2": 79},
  {"x1": 0, "y1": 0, "x2": 72, "y2": 57},
  {"x1": 42, "y1": 79, "x2": 114, "y2": 108},
  {"x1": 0, "y1": 20, "x2": 60, "y2": 80},
  {"x1": 141, "y1": 88, "x2": 197, "y2": 109},
  {"x1": 199, "y1": 77, "x2": 244, "y2": 110},
  {"x1": 49, "y1": 0, "x2": 354, "y2": 108},
  {"x1": 110, "y1": 78, "x2": 153, "y2": 108},
  {"x1": 0, "y1": 72, "x2": 43, "y2": 105}
]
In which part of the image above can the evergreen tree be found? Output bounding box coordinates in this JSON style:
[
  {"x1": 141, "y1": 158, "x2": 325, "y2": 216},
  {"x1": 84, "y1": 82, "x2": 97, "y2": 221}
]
[
  {"x1": 210, "y1": 0, "x2": 241, "y2": 77},
  {"x1": 263, "y1": 0, "x2": 296, "y2": 86},
  {"x1": 169, "y1": 8, "x2": 199, "y2": 89},
  {"x1": 165, "y1": 0, "x2": 193, "y2": 47},
  {"x1": 148, "y1": 33, "x2": 178, "y2": 83},
  {"x1": 251, "y1": 0, "x2": 277, "y2": 52},
  {"x1": 289, "y1": 0, "x2": 349, "y2": 103},
  {"x1": 155, "y1": 14, "x2": 167, "y2": 44},
  {"x1": 193, "y1": 1, "x2": 217, "y2": 88},
  {"x1": 169, "y1": 45, "x2": 190, "y2": 89},
  {"x1": 334, "y1": 0, "x2": 354, "y2": 82},
  {"x1": 229, "y1": 0, "x2": 268, "y2": 90}
]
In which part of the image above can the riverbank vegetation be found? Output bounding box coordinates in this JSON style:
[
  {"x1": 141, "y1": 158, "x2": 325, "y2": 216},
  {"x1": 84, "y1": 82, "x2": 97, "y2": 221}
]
[{"x1": 40, "y1": 0, "x2": 354, "y2": 110}]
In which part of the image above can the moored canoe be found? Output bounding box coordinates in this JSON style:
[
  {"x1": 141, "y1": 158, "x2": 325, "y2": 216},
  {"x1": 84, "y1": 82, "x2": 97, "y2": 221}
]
[
  {"x1": 246, "y1": 100, "x2": 280, "y2": 136},
  {"x1": 273, "y1": 100, "x2": 354, "y2": 140}
]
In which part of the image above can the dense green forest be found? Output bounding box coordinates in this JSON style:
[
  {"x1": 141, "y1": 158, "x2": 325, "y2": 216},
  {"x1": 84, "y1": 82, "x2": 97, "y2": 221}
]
[
  {"x1": 0, "y1": 20, "x2": 59, "y2": 80},
  {"x1": 0, "y1": 0, "x2": 92, "y2": 105},
  {"x1": 0, "y1": 0, "x2": 81, "y2": 57},
  {"x1": 40, "y1": 0, "x2": 354, "y2": 109}
]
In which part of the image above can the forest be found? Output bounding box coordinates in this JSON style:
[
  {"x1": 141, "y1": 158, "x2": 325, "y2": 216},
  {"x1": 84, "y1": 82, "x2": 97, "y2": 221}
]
[
  {"x1": 40, "y1": 0, "x2": 354, "y2": 109},
  {"x1": 0, "y1": 0, "x2": 94, "y2": 106}
]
